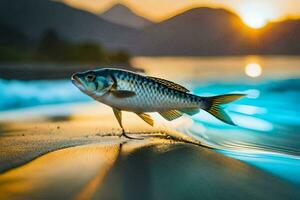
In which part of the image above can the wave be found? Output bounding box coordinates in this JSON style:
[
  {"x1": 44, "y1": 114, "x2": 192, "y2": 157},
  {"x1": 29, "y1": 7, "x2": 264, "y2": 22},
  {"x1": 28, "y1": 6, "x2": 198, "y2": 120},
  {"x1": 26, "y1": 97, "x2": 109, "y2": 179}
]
[{"x1": 0, "y1": 79, "x2": 90, "y2": 111}]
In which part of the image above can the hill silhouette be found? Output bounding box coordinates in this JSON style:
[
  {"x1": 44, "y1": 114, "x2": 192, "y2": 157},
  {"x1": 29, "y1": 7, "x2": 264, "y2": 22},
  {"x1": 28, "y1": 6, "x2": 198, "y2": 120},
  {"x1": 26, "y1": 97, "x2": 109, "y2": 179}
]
[
  {"x1": 257, "y1": 20, "x2": 300, "y2": 54},
  {"x1": 100, "y1": 3, "x2": 153, "y2": 29},
  {"x1": 0, "y1": 0, "x2": 138, "y2": 50},
  {"x1": 131, "y1": 8, "x2": 249, "y2": 55},
  {"x1": 131, "y1": 7, "x2": 300, "y2": 55}
]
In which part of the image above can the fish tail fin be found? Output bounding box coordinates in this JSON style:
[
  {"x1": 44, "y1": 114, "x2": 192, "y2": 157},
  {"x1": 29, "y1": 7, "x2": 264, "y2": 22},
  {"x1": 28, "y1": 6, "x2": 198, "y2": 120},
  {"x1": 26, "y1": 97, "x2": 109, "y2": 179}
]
[{"x1": 203, "y1": 94, "x2": 245, "y2": 125}]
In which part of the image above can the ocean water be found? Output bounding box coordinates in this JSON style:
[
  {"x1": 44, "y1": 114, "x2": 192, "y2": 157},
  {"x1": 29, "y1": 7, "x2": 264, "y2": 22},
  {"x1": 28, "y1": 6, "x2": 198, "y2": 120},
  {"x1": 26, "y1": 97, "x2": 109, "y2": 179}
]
[{"x1": 0, "y1": 56, "x2": 299, "y2": 185}]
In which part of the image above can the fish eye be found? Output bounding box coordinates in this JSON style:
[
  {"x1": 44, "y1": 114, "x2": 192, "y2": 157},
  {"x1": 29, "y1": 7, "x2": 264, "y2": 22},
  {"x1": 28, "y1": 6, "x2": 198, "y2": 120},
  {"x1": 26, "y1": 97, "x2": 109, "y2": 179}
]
[{"x1": 86, "y1": 74, "x2": 96, "y2": 82}]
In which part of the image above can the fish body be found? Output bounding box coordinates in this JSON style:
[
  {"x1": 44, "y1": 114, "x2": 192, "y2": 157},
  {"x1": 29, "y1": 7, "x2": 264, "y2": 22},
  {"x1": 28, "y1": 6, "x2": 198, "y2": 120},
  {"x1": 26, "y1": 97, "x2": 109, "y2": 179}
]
[
  {"x1": 72, "y1": 68, "x2": 244, "y2": 134},
  {"x1": 97, "y1": 69, "x2": 203, "y2": 113}
]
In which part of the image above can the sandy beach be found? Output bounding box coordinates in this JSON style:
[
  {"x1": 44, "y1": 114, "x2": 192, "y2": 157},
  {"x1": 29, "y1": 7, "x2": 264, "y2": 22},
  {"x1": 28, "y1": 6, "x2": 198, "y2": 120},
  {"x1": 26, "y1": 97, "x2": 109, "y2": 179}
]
[{"x1": 0, "y1": 103, "x2": 299, "y2": 200}]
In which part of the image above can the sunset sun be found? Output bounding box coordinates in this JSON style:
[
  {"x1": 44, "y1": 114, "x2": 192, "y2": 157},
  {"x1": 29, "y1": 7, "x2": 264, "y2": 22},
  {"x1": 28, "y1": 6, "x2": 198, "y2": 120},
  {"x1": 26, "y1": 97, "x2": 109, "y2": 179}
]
[
  {"x1": 237, "y1": 2, "x2": 278, "y2": 29},
  {"x1": 241, "y1": 13, "x2": 268, "y2": 29}
]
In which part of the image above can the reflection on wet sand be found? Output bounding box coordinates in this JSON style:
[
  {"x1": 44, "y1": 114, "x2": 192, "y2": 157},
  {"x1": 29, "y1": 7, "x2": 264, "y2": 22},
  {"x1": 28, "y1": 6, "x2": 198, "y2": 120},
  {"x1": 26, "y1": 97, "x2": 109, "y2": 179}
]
[
  {"x1": 97, "y1": 144, "x2": 300, "y2": 200},
  {"x1": 0, "y1": 138, "x2": 299, "y2": 200},
  {"x1": 0, "y1": 143, "x2": 120, "y2": 200},
  {"x1": 73, "y1": 138, "x2": 176, "y2": 200},
  {"x1": 0, "y1": 138, "x2": 176, "y2": 200}
]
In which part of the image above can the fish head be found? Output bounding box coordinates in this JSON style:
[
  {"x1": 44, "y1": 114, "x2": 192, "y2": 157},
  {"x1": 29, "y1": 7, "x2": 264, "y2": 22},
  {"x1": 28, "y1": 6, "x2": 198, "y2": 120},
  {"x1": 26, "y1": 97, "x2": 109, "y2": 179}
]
[{"x1": 71, "y1": 69, "x2": 114, "y2": 97}]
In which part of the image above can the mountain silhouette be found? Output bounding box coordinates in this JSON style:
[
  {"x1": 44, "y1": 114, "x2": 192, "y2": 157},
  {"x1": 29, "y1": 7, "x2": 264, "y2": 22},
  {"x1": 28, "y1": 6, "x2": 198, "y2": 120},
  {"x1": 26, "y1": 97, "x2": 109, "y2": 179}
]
[
  {"x1": 132, "y1": 7, "x2": 249, "y2": 55},
  {"x1": 0, "y1": 0, "x2": 138, "y2": 50},
  {"x1": 257, "y1": 20, "x2": 300, "y2": 54},
  {"x1": 100, "y1": 3, "x2": 153, "y2": 29},
  {"x1": 131, "y1": 7, "x2": 300, "y2": 55}
]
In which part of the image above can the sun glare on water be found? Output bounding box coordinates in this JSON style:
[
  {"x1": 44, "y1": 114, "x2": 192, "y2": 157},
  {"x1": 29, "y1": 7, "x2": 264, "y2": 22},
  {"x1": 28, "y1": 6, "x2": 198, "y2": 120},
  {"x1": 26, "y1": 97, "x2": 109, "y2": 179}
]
[{"x1": 245, "y1": 63, "x2": 262, "y2": 78}]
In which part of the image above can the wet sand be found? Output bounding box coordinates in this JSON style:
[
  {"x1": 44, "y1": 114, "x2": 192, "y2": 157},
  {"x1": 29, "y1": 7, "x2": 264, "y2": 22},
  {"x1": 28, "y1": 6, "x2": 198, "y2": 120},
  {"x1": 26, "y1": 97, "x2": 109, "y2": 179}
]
[{"x1": 0, "y1": 103, "x2": 299, "y2": 200}]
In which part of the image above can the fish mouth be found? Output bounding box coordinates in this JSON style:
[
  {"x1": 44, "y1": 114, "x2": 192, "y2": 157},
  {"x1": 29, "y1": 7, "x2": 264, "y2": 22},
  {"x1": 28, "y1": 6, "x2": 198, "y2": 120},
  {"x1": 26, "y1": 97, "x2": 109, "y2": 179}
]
[
  {"x1": 71, "y1": 74, "x2": 81, "y2": 85},
  {"x1": 71, "y1": 74, "x2": 86, "y2": 92}
]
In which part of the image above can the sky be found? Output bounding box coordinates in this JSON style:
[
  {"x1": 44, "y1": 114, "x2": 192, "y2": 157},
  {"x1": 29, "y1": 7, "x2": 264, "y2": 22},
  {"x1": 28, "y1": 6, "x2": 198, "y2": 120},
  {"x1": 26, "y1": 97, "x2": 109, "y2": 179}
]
[{"x1": 61, "y1": 0, "x2": 300, "y2": 29}]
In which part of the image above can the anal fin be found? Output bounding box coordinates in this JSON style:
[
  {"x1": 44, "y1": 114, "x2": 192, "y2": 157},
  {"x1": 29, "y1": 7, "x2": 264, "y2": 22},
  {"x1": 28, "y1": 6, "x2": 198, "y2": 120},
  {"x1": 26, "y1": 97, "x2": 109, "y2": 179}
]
[
  {"x1": 159, "y1": 110, "x2": 183, "y2": 121},
  {"x1": 178, "y1": 108, "x2": 199, "y2": 116},
  {"x1": 136, "y1": 113, "x2": 154, "y2": 126}
]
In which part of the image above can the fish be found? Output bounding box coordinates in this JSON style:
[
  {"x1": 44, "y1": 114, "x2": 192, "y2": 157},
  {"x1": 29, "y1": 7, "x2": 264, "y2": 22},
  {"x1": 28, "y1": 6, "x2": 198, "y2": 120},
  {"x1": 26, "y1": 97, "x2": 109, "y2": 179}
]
[{"x1": 71, "y1": 68, "x2": 245, "y2": 139}]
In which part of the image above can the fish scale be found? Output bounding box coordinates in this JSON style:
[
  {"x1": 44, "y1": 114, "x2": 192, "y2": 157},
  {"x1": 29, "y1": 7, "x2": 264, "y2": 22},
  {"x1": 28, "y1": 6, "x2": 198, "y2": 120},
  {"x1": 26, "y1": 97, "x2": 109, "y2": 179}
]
[{"x1": 108, "y1": 70, "x2": 200, "y2": 112}]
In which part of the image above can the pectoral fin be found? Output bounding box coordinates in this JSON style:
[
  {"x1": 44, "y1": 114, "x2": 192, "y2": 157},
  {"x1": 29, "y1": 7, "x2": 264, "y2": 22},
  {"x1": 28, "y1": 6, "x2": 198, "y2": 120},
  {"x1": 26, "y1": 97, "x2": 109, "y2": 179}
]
[
  {"x1": 111, "y1": 90, "x2": 136, "y2": 98},
  {"x1": 112, "y1": 107, "x2": 123, "y2": 128},
  {"x1": 159, "y1": 110, "x2": 183, "y2": 121},
  {"x1": 136, "y1": 113, "x2": 154, "y2": 126}
]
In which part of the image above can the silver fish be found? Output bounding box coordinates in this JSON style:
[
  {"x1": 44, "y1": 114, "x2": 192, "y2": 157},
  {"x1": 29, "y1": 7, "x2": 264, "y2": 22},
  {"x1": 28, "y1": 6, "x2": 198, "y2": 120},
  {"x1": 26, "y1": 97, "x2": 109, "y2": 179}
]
[{"x1": 71, "y1": 68, "x2": 244, "y2": 139}]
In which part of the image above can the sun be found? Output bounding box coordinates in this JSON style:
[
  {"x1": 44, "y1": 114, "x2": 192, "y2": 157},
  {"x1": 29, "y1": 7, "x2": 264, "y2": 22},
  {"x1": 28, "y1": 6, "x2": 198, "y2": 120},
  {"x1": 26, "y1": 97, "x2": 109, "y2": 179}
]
[
  {"x1": 245, "y1": 63, "x2": 262, "y2": 78},
  {"x1": 237, "y1": 2, "x2": 278, "y2": 29},
  {"x1": 241, "y1": 13, "x2": 268, "y2": 29}
]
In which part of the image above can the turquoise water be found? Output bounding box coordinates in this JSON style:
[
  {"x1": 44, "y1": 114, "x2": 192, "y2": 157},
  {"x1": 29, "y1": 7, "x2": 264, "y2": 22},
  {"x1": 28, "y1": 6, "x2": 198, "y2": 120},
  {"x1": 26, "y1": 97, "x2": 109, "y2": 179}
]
[{"x1": 187, "y1": 79, "x2": 300, "y2": 185}]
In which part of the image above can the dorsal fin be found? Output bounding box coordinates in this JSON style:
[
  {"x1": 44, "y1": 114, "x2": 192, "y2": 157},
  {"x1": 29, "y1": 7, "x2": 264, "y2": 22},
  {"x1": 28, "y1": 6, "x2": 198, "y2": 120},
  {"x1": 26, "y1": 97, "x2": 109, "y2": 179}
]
[{"x1": 147, "y1": 76, "x2": 189, "y2": 93}]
